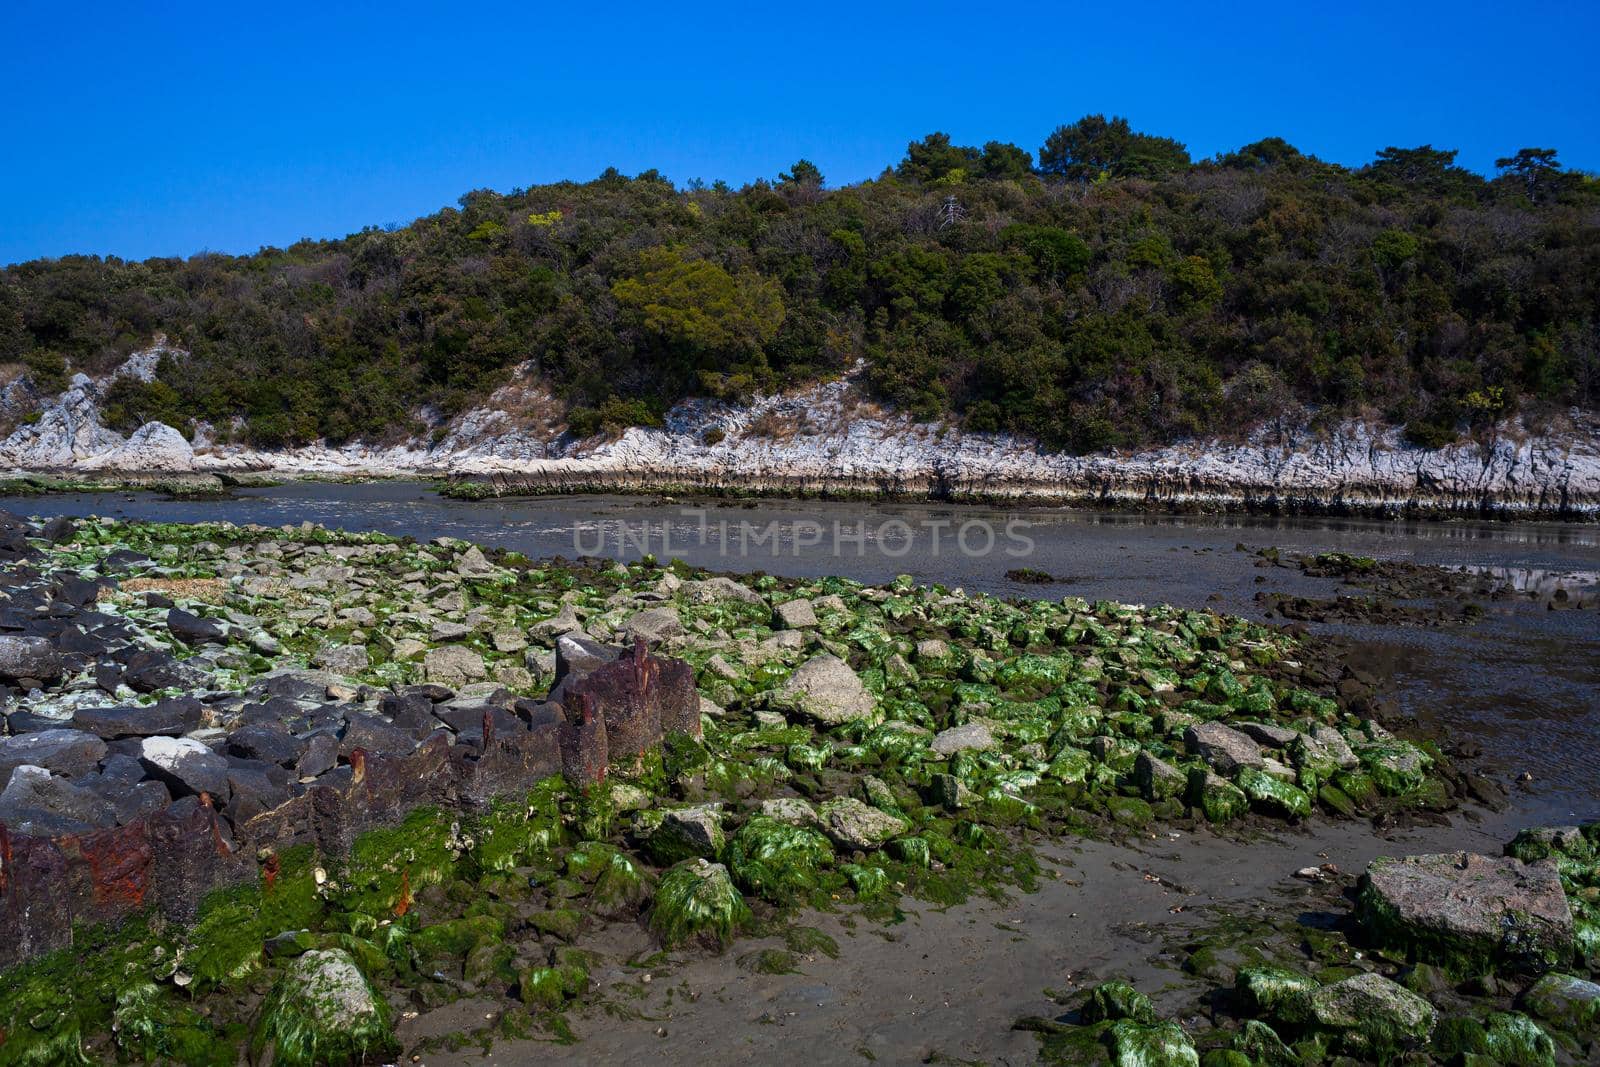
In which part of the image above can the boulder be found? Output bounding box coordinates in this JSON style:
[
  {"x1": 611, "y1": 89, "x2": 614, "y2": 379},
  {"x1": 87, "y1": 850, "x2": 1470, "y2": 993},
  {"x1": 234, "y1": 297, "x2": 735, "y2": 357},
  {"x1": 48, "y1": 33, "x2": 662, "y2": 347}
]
[
  {"x1": 773, "y1": 599, "x2": 818, "y2": 630},
  {"x1": 166, "y1": 607, "x2": 226, "y2": 645},
  {"x1": 1522, "y1": 973, "x2": 1600, "y2": 1035},
  {"x1": 251, "y1": 948, "x2": 396, "y2": 1066},
  {"x1": 312, "y1": 644, "x2": 370, "y2": 675},
  {"x1": 1304, "y1": 972, "x2": 1436, "y2": 1050},
  {"x1": 454, "y1": 545, "x2": 497, "y2": 577},
  {"x1": 424, "y1": 645, "x2": 487, "y2": 687},
  {"x1": 225, "y1": 724, "x2": 310, "y2": 768},
  {"x1": 71, "y1": 697, "x2": 203, "y2": 739},
  {"x1": 780, "y1": 655, "x2": 877, "y2": 726},
  {"x1": 1184, "y1": 722, "x2": 1265, "y2": 775},
  {"x1": 139, "y1": 735, "x2": 232, "y2": 802},
  {"x1": 685, "y1": 576, "x2": 765, "y2": 606},
  {"x1": 1360, "y1": 851, "x2": 1573, "y2": 971},
  {"x1": 0, "y1": 635, "x2": 63, "y2": 684},
  {"x1": 818, "y1": 796, "x2": 907, "y2": 851},
  {"x1": 623, "y1": 607, "x2": 683, "y2": 645},
  {"x1": 0, "y1": 765, "x2": 113, "y2": 834},
  {"x1": 0, "y1": 728, "x2": 108, "y2": 779},
  {"x1": 929, "y1": 722, "x2": 995, "y2": 757},
  {"x1": 553, "y1": 633, "x2": 618, "y2": 686},
  {"x1": 1135, "y1": 751, "x2": 1187, "y2": 801},
  {"x1": 646, "y1": 805, "x2": 725, "y2": 865}
]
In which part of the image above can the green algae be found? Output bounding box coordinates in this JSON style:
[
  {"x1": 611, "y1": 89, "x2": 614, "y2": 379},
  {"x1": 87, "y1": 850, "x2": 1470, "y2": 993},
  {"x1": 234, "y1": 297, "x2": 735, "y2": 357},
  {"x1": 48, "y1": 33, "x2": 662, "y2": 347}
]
[
  {"x1": 249, "y1": 950, "x2": 397, "y2": 1067},
  {"x1": 723, "y1": 816, "x2": 836, "y2": 906},
  {"x1": 1082, "y1": 980, "x2": 1158, "y2": 1025},
  {"x1": 647, "y1": 859, "x2": 750, "y2": 949}
]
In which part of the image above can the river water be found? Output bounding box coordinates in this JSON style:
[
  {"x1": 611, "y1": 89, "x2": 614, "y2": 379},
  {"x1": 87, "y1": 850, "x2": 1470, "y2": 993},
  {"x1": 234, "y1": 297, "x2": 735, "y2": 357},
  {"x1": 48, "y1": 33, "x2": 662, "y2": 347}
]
[{"x1": 6, "y1": 481, "x2": 1597, "y2": 822}]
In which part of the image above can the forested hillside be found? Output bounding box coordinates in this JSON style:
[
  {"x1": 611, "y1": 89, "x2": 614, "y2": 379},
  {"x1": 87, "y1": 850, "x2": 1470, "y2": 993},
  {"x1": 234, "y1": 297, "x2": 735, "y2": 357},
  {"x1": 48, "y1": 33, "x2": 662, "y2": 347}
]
[{"x1": 2, "y1": 116, "x2": 1597, "y2": 453}]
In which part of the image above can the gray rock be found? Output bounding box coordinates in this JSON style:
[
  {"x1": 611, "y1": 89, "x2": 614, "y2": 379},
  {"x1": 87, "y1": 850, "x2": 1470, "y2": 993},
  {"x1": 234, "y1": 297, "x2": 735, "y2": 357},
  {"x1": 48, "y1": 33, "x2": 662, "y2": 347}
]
[
  {"x1": 312, "y1": 644, "x2": 370, "y2": 675},
  {"x1": 773, "y1": 599, "x2": 818, "y2": 629},
  {"x1": 295, "y1": 733, "x2": 338, "y2": 778},
  {"x1": 529, "y1": 606, "x2": 583, "y2": 642},
  {"x1": 1236, "y1": 722, "x2": 1297, "y2": 748},
  {"x1": 225, "y1": 724, "x2": 309, "y2": 768},
  {"x1": 929, "y1": 722, "x2": 995, "y2": 756},
  {"x1": 818, "y1": 796, "x2": 908, "y2": 851},
  {"x1": 780, "y1": 654, "x2": 877, "y2": 725},
  {"x1": 423, "y1": 645, "x2": 487, "y2": 687},
  {"x1": 685, "y1": 576, "x2": 765, "y2": 606},
  {"x1": 758, "y1": 797, "x2": 818, "y2": 826},
  {"x1": 647, "y1": 805, "x2": 725, "y2": 864},
  {"x1": 1522, "y1": 973, "x2": 1600, "y2": 1034},
  {"x1": 454, "y1": 545, "x2": 497, "y2": 577},
  {"x1": 253, "y1": 949, "x2": 392, "y2": 1064},
  {"x1": 624, "y1": 607, "x2": 683, "y2": 645},
  {"x1": 493, "y1": 629, "x2": 528, "y2": 653},
  {"x1": 1185, "y1": 721, "x2": 1265, "y2": 775},
  {"x1": 1361, "y1": 851, "x2": 1573, "y2": 970},
  {"x1": 0, "y1": 635, "x2": 63, "y2": 684},
  {"x1": 553, "y1": 633, "x2": 619, "y2": 686},
  {"x1": 429, "y1": 621, "x2": 473, "y2": 642},
  {"x1": 139, "y1": 735, "x2": 232, "y2": 802},
  {"x1": 927, "y1": 772, "x2": 977, "y2": 810},
  {"x1": 1305, "y1": 972, "x2": 1436, "y2": 1046},
  {"x1": 1135, "y1": 751, "x2": 1187, "y2": 800},
  {"x1": 0, "y1": 728, "x2": 108, "y2": 779}
]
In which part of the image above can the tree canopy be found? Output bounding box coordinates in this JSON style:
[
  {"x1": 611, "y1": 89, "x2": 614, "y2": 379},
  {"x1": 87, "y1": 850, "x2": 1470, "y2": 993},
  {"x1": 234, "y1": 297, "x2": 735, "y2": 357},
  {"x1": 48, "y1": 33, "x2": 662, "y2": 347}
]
[{"x1": 2, "y1": 115, "x2": 1596, "y2": 453}]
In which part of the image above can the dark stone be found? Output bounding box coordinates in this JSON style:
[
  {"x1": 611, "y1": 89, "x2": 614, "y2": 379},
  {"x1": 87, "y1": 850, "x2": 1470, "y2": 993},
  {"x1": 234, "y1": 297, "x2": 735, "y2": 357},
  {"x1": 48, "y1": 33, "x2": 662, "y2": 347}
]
[
  {"x1": 138, "y1": 737, "x2": 233, "y2": 803},
  {"x1": 0, "y1": 728, "x2": 108, "y2": 779},
  {"x1": 94, "y1": 662, "x2": 123, "y2": 693},
  {"x1": 98, "y1": 548, "x2": 152, "y2": 573},
  {"x1": 166, "y1": 607, "x2": 226, "y2": 646},
  {"x1": 295, "y1": 733, "x2": 338, "y2": 778},
  {"x1": 147, "y1": 796, "x2": 250, "y2": 924},
  {"x1": 5, "y1": 710, "x2": 70, "y2": 734},
  {"x1": 380, "y1": 692, "x2": 439, "y2": 734},
  {"x1": 224, "y1": 766, "x2": 291, "y2": 824},
  {"x1": 72, "y1": 697, "x2": 203, "y2": 739},
  {"x1": 340, "y1": 715, "x2": 418, "y2": 758},
  {"x1": 401, "y1": 683, "x2": 454, "y2": 703},
  {"x1": 0, "y1": 766, "x2": 115, "y2": 834},
  {"x1": 123, "y1": 650, "x2": 208, "y2": 693},
  {"x1": 554, "y1": 633, "x2": 620, "y2": 687},
  {"x1": 51, "y1": 574, "x2": 103, "y2": 609},
  {"x1": 73, "y1": 770, "x2": 170, "y2": 825},
  {"x1": 0, "y1": 635, "x2": 64, "y2": 684},
  {"x1": 39, "y1": 516, "x2": 76, "y2": 543},
  {"x1": 226, "y1": 724, "x2": 309, "y2": 768},
  {"x1": 55, "y1": 625, "x2": 105, "y2": 655},
  {"x1": 514, "y1": 699, "x2": 565, "y2": 729},
  {"x1": 434, "y1": 703, "x2": 523, "y2": 742},
  {"x1": 143, "y1": 591, "x2": 174, "y2": 609}
]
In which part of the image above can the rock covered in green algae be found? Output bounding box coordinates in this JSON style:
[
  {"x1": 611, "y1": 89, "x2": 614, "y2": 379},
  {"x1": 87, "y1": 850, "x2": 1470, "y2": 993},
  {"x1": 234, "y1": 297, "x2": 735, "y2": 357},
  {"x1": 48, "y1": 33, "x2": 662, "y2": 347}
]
[
  {"x1": 777, "y1": 653, "x2": 878, "y2": 725},
  {"x1": 1234, "y1": 967, "x2": 1318, "y2": 1018},
  {"x1": 723, "y1": 815, "x2": 835, "y2": 905},
  {"x1": 1186, "y1": 769, "x2": 1249, "y2": 824},
  {"x1": 1522, "y1": 972, "x2": 1600, "y2": 1036},
  {"x1": 1302, "y1": 972, "x2": 1436, "y2": 1053},
  {"x1": 1104, "y1": 1019, "x2": 1199, "y2": 1067},
  {"x1": 250, "y1": 948, "x2": 396, "y2": 1067},
  {"x1": 1082, "y1": 980, "x2": 1158, "y2": 1025},
  {"x1": 1359, "y1": 851, "x2": 1573, "y2": 973},
  {"x1": 648, "y1": 858, "x2": 750, "y2": 949},
  {"x1": 817, "y1": 796, "x2": 909, "y2": 851},
  {"x1": 643, "y1": 804, "x2": 725, "y2": 865},
  {"x1": 1235, "y1": 767, "x2": 1312, "y2": 820}
]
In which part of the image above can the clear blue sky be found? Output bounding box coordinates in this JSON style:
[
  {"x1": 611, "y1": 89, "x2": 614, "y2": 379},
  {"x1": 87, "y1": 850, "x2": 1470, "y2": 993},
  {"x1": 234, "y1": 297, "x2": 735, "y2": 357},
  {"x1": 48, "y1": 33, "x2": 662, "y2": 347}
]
[{"x1": 3, "y1": 0, "x2": 1596, "y2": 266}]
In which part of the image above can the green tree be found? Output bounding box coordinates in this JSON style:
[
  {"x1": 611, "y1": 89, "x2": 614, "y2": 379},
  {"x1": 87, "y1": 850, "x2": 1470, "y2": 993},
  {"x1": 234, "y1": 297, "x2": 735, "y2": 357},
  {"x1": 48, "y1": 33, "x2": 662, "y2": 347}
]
[
  {"x1": 1495, "y1": 147, "x2": 1563, "y2": 200},
  {"x1": 779, "y1": 159, "x2": 824, "y2": 187},
  {"x1": 1039, "y1": 114, "x2": 1190, "y2": 181},
  {"x1": 612, "y1": 247, "x2": 785, "y2": 357},
  {"x1": 897, "y1": 133, "x2": 979, "y2": 184}
]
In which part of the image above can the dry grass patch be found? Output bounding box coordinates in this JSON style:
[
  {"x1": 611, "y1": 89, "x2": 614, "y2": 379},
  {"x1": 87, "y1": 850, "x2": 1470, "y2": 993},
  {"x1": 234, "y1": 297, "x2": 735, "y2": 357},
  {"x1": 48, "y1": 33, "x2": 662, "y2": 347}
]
[{"x1": 120, "y1": 577, "x2": 228, "y2": 602}]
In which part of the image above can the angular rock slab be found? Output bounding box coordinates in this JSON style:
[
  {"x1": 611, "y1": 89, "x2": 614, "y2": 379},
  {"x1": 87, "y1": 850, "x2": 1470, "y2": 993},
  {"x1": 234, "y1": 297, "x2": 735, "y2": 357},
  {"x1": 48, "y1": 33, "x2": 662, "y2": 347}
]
[{"x1": 1360, "y1": 851, "x2": 1573, "y2": 971}]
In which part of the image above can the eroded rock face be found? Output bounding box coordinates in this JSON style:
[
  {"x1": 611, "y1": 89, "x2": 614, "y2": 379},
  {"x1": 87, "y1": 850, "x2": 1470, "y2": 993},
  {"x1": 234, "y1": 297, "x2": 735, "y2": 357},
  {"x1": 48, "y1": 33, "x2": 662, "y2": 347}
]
[{"x1": 1360, "y1": 851, "x2": 1574, "y2": 971}]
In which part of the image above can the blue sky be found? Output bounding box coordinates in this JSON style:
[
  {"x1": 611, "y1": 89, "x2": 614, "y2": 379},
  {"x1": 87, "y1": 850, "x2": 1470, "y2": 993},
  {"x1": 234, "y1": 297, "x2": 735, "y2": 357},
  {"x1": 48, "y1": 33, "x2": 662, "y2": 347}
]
[{"x1": 2, "y1": 0, "x2": 1596, "y2": 266}]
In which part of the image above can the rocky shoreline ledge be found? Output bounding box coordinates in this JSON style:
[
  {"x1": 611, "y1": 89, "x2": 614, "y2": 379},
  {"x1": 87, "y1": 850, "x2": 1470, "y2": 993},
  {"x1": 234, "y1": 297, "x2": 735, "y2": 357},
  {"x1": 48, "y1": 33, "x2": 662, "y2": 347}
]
[
  {"x1": 4, "y1": 352, "x2": 1598, "y2": 519},
  {"x1": 0, "y1": 511, "x2": 1596, "y2": 1063}
]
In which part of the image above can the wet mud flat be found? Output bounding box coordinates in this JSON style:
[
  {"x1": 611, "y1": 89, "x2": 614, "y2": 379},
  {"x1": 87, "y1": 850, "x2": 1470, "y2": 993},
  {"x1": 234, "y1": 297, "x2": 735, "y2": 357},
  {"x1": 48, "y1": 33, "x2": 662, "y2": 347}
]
[{"x1": 0, "y1": 500, "x2": 1596, "y2": 1064}]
